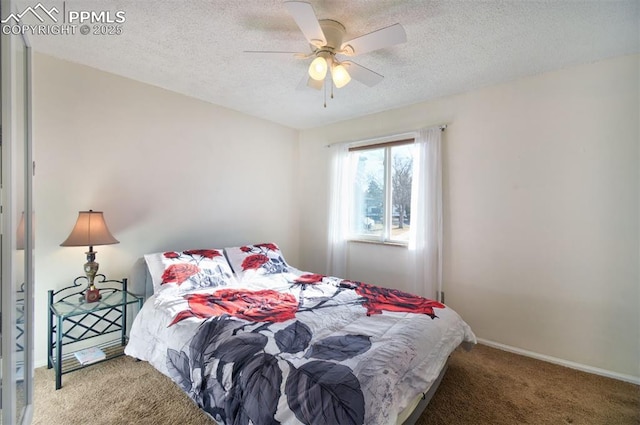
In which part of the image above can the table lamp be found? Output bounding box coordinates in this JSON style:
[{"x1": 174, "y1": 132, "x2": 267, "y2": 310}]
[{"x1": 60, "y1": 210, "x2": 119, "y2": 302}]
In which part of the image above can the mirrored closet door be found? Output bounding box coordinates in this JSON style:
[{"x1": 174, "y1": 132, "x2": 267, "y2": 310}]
[{"x1": 1, "y1": 1, "x2": 34, "y2": 422}]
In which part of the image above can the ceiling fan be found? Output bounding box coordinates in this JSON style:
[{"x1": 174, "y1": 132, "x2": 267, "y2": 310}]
[{"x1": 246, "y1": 1, "x2": 407, "y2": 96}]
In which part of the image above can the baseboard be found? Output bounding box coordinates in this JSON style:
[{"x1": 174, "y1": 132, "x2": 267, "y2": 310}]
[{"x1": 477, "y1": 338, "x2": 640, "y2": 385}]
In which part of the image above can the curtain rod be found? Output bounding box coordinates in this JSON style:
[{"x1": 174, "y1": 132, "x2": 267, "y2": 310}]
[{"x1": 325, "y1": 124, "x2": 448, "y2": 148}]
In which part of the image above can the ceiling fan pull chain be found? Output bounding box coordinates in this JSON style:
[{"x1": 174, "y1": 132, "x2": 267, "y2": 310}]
[{"x1": 324, "y1": 78, "x2": 327, "y2": 108}]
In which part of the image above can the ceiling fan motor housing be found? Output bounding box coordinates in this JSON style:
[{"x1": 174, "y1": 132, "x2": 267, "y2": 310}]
[{"x1": 315, "y1": 19, "x2": 346, "y2": 53}]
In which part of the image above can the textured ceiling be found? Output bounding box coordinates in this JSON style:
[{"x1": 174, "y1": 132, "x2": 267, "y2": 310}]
[{"x1": 25, "y1": 0, "x2": 640, "y2": 129}]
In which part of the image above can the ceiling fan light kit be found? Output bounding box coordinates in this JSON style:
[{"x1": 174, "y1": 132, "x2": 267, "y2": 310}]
[{"x1": 248, "y1": 1, "x2": 407, "y2": 105}]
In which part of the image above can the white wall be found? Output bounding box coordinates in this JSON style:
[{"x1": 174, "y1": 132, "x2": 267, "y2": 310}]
[
  {"x1": 32, "y1": 53, "x2": 299, "y2": 367},
  {"x1": 297, "y1": 54, "x2": 639, "y2": 380}
]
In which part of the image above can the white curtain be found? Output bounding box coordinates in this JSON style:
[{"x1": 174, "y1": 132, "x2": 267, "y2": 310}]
[
  {"x1": 327, "y1": 143, "x2": 350, "y2": 277},
  {"x1": 409, "y1": 127, "x2": 443, "y2": 300}
]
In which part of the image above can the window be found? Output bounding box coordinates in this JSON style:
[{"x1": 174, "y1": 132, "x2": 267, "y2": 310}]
[{"x1": 348, "y1": 139, "x2": 415, "y2": 244}]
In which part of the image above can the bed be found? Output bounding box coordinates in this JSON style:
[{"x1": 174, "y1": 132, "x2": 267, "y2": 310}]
[{"x1": 124, "y1": 243, "x2": 476, "y2": 425}]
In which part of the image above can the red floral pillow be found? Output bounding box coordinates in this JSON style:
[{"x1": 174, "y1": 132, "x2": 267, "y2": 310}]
[
  {"x1": 224, "y1": 243, "x2": 291, "y2": 281},
  {"x1": 144, "y1": 249, "x2": 236, "y2": 297}
]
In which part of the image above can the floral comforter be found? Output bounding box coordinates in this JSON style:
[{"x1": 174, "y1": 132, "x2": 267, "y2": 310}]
[{"x1": 125, "y1": 270, "x2": 476, "y2": 425}]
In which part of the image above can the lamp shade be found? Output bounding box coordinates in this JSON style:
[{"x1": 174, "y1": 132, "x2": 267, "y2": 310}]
[{"x1": 60, "y1": 210, "x2": 119, "y2": 248}]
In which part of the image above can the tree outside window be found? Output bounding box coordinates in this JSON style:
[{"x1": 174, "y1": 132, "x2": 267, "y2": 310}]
[{"x1": 349, "y1": 141, "x2": 414, "y2": 243}]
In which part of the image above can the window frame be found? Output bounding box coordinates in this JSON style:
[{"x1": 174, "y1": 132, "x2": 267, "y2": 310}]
[{"x1": 347, "y1": 136, "x2": 415, "y2": 246}]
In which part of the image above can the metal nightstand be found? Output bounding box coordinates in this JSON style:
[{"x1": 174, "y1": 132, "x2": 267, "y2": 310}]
[{"x1": 47, "y1": 274, "x2": 142, "y2": 389}]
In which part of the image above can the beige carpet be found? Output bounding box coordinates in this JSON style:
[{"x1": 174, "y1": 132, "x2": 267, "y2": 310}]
[{"x1": 33, "y1": 344, "x2": 639, "y2": 425}]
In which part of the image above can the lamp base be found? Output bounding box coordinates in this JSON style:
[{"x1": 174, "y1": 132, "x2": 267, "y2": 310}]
[
  {"x1": 81, "y1": 249, "x2": 102, "y2": 302},
  {"x1": 84, "y1": 286, "x2": 101, "y2": 303},
  {"x1": 84, "y1": 251, "x2": 99, "y2": 286}
]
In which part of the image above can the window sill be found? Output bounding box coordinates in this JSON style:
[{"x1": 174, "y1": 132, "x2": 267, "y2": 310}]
[{"x1": 347, "y1": 239, "x2": 408, "y2": 248}]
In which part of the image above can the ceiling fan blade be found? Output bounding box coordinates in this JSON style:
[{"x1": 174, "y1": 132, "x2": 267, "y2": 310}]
[
  {"x1": 296, "y1": 75, "x2": 323, "y2": 91},
  {"x1": 306, "y1": 77, "x2": 323, "y2": 90},
  {"x1": 343, "y1": 61, "x2": 384, "y2": 87},
  {"x1": 244, "y1": 51, "x2": 309, "y2": 60},
  {"x1": 284, "y1": 1, "x2": 326, "y2": 47},
  {"x1": 341, "y1": 23, "x2": 407, "y2": 56}
]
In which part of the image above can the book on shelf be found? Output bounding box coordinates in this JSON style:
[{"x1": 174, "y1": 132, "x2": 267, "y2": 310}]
[{"x1": 73, "y1": 346, "x2": 106, "y2": 365}]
